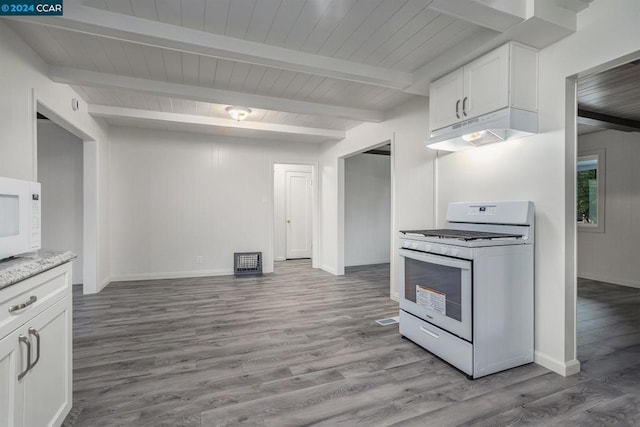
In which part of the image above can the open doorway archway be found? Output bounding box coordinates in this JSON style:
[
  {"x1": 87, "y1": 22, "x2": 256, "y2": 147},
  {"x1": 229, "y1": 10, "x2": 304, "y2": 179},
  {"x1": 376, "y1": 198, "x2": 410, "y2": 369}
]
[
  {"x1": 337, "y1": 135, "x2": 396, "y2": 299},
  {"x1": 35, "y1": 94, "x2": 100, "y2": 294},
  {"x1": 566, "y1": 49, "x2": 640, "y2": 375}
]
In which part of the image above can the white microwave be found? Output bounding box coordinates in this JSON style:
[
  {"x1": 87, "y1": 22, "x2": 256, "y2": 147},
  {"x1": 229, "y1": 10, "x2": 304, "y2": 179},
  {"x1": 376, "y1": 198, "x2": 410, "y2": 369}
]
[{"x1": 0, "y1": 176, "x2": 41, "y2": 260}]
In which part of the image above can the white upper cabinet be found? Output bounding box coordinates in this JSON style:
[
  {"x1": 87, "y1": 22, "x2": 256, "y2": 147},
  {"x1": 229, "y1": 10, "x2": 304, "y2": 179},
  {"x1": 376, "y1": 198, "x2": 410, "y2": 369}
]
[
  {"x1": 429, "y1": 69, "x2": 465, "y2": 132},
  {"x1": 429, "y1": 42, "x2": 538, "y2": 131},
  {"x1": 464, "y1": 44, "x2": 510, "y2": 121}
]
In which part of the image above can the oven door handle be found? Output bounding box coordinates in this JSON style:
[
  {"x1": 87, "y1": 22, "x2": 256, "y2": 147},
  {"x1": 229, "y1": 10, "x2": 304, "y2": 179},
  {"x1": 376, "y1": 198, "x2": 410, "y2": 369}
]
[{"x1": 398, "y1": 248, "x2": 471, "y2": 270}]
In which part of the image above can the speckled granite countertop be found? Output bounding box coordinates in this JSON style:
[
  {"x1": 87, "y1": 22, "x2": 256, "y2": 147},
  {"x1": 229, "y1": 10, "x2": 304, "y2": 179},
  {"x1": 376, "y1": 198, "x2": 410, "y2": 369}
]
[{"x1": 0, "y1": 250, "x2": 76, "y2": 291}]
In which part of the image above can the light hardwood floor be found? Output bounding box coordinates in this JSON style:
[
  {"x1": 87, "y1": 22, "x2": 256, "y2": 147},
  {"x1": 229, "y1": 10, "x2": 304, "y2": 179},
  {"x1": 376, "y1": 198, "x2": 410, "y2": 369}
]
[{"x1": 63, "y1": 262, "x2": 640, "y2": 426}]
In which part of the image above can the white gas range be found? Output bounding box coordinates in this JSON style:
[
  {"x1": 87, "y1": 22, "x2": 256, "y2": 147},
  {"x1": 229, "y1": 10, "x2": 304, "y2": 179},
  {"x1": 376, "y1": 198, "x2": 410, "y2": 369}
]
[{"x1": 398, "y1": 201, "x2": 534, "y2": 379}]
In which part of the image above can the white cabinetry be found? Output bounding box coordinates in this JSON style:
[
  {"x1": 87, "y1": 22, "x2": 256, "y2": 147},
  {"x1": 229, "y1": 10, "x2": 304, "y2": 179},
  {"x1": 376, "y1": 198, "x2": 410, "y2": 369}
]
[
  {"x1": 0, "y1": 327, "x2": 23, "y2": 427},
  {"x1": 429, "y1": 42, "x2": 538, "y2": 131},
  {"x1": 0, "y1": 262, "x2": 72, "y2": 427},
  {"x1": 429, "y1": 68, "x2": 464, "y2": 132}
]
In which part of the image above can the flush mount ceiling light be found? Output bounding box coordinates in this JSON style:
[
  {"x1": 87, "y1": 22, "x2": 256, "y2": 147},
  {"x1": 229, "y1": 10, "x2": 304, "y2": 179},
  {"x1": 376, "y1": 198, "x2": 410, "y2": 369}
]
[{"x1": 226, "y1": 106, "x2": 251, "y2": 121}]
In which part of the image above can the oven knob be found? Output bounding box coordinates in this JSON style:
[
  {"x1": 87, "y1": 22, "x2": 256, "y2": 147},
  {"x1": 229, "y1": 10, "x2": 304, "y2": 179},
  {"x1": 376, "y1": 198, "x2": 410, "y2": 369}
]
[
  {"x1": 450, "y1": 248, "x2": 459, "y2": 257},
  {"x1": 410, "y1": 242, "x2": 418, "y2": 249},
  {"x1": 401, "y1": 241, "x2": 409, "y2": 248},
  {"x1": 424, "y1": 244, "x2": 431, "y2": 252},
  {"x1": 440, "y1": 247, "x2": 448, "y2": 255}
]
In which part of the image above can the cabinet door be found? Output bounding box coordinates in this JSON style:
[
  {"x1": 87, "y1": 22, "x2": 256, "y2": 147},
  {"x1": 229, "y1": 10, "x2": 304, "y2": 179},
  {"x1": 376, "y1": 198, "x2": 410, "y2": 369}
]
[
  {"x1": 429, "y1": 68, "x2": 464, "y2": 130},
  {"x1": 0, "y1": 328, "x2": 25, "y2": 427},
  {"x1": 22, "y1": 297, "x2": 72, "y2": 427},
  {"x1": 463, "y1": 43, "x2": 510, "y2": 119}
]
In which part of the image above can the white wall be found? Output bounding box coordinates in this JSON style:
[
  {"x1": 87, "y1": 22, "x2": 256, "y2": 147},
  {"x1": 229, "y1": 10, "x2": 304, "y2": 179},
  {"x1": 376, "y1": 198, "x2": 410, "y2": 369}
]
[
  {"x1": 345, "y1": 153, "x2": 391, "y2": 267},
  {"x1": 108, "y1": 126, "x2": 320, "y2": 280},
  {"x1": 273, "y1": 163, "x2": 313, "y2": 262},
  {"x1": 319, "y1": 96, "x2": 435, "y2": 298},
  {"x1": 0, "y1": 20, "x2": 110, "y2": 292},
  {"x1": 436, "y1": 0, "x2": 640, "y2": 375},
  {"x1": 577, "y1": 130, "x2": 640, "y2": 288},
  {"x1": 37, "y1": 121, "x2": 84, "y2": 284}
]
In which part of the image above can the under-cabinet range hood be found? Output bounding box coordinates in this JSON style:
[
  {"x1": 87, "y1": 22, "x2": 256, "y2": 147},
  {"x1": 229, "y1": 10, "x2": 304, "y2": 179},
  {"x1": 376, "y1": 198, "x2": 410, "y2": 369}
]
[{"x1": 426, "y1": 107, "x2": 538, "y2": 152}]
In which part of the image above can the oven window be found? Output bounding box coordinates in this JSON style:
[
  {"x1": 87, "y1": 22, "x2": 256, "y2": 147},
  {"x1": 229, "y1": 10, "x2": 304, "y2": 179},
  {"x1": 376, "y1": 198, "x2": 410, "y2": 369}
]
[{"x1": 405, "y1": 257, "x2": 464, "y2": 321}]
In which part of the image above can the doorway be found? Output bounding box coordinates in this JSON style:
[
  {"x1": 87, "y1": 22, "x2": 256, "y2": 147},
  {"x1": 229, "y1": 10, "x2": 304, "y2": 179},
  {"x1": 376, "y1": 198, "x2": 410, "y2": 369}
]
[
  {"x1": 35, "y1": 97, "x2": 100, "y2": 294},
  {"x1": 337, "y1": 138, "x2": 395, "y2": 298},
  {"x1": 571, "y1": 54, "x2": 640, "y2": 375},
  {"x1": 37, "y1": 114, "x2": 84, "y2": 285},
  {"x1": 344, "y1": 144, "x2": 391, "y2": 268},
  {"x1": 273, "y1": 163, "x2": 315, "y2": 263}
]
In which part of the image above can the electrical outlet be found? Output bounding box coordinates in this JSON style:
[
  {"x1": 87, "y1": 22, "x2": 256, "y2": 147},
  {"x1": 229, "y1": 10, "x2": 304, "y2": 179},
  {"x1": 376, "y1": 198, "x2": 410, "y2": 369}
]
[{"x1": 195, "y1": 256, "x2": 203, "y2": 264}]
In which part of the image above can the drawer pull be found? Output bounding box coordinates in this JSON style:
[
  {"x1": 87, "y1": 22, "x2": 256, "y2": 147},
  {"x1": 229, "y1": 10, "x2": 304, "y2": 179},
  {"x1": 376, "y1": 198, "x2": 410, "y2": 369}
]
[
  {"x1": 420, "y1": 327, "x2": 440, "y2": 339},
  {"x1": 29, "y1": 328, "x2": 41, "y2": 368},
  {"x1": 8, "y1": 295, "x2": 37, "y2": 313},
  {"x1": 18, "y1": 335, "x2": 32, "y2": 380}
]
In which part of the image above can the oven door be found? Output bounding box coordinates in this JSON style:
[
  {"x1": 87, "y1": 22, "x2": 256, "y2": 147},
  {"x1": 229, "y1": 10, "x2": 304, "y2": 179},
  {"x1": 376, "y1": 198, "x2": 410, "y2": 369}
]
[{"x1": 399, "y1": 248, "x2": 472, "y2": 342}]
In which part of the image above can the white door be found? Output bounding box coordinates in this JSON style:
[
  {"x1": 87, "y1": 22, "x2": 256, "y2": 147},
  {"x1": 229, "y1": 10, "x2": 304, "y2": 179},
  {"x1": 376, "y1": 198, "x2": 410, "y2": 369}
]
[
  {"x1": 285, "y1": 171, "x2": 312, "y2": 259},
  {"x1": 429, "y1": 68, "x2": 464, "y2": 130},
  {"x1": 22, "y1": 297, "x2": 72, "y2": 427},
  {"x1": 0, "y1": 328, "x2": 25, "y2": 427},
  {"x1": 463, "y1": 43, "x2": 509, "y2": 119}
]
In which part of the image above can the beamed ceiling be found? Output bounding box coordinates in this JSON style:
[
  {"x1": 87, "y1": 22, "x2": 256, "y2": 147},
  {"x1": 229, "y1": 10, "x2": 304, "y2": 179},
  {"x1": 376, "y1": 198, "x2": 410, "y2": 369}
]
[
  {"x1": 578, "y1": 59, "x2": 640, "y2": 135},
  {"x1": 5, "y1": 0, "x2": 594, "y2": 143}
]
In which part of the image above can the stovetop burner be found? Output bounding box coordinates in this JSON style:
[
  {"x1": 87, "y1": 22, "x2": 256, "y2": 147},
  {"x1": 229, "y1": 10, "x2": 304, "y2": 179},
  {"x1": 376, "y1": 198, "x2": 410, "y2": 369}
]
[{"x1": 401, "y1": 229, "x2": 523, "y2": 241}]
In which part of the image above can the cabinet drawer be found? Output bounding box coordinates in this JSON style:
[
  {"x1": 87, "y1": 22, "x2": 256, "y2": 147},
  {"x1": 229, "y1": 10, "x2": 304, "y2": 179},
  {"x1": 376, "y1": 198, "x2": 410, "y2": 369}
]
[
  {"x1": 0, "y1": 263, "x2": 71, "y2": 338},
  {"x1": 399, "y1": 310, "x2": 473, "y2": 375}
]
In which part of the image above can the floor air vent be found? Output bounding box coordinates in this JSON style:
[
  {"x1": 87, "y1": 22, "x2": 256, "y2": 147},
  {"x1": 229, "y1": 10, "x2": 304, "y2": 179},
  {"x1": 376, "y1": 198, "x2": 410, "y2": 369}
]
[
  {"x1": 375, "y1": 316, "x2": 399, "y2": 326},
  {"x1": 234, "y1": 252, "x2": 263, "y2": 276}
]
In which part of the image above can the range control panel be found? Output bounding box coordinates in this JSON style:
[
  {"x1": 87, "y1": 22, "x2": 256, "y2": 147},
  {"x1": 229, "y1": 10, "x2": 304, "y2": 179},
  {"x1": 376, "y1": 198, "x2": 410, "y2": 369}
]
[{"x1": 468, "y1": 205, "x2": 497, "y2": 216}]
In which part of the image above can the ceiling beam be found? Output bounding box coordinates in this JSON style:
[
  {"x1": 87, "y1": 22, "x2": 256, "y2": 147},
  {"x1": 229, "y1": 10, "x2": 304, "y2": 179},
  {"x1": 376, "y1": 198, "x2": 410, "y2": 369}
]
[
  {"x1": 88, "y1": 104, "x2": 346, "y2": 141},
  {"x1": 362, "y1": 149, "x2": 391, "y2": 156},
  {"x1": 428, "y1": 0, "x2": 526, "y2": 32},
  {"x1": 405, "y1": 28, "x2": 499, "y2": 95},
  {"x1": 11, "y1": 4, "x2": 412, "y2": 90},
  {"x1": 49, "y1": 66, "x2": 384, "y2": 123},
  {"x1": 578, "y1": 109, "x2": 640, "y2": 133}
]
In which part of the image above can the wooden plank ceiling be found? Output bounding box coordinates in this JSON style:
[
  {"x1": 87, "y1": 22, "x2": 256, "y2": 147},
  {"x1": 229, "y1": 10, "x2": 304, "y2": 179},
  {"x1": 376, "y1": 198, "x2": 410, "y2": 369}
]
[
  {"x1": 578, "y1": 59, "x2": 640, "y2": 134},
  {"x1": 4, "y1": 0, "x2": 595, "y2": 142}
]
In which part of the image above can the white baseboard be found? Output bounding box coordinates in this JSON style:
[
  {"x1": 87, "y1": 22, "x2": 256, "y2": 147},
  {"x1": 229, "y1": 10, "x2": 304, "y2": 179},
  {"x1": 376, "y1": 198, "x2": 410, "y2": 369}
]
[
  {"x1": 390, "y1": 291, "x2": 399, "y2": 302},
  {"x1": 274, "y1": 256, "x2": 286, "y2": 262},
  {"x1": 578, "y1": 273, "x2": 640, "y2": 289},
  {"x1": 345, "y1": 259, "x2": 391, "y2": 267},
  {"x1": 110, "y1": 269, "x2": 234, "y2": 282},
  {"x1": 535, "y1": 351, "x2": 581, "y2": 376},
  {"x1": 319, "y1": 264, "x2": 338, "y2": 275},
  {"x1": 98, "y1": 275, "x2": 111, "y2": 292}
]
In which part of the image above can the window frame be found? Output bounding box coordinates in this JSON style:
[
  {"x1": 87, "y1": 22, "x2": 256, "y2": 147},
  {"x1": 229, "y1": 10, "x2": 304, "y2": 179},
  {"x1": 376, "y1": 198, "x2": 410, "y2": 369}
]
[{"x1": 577, "y1": 148, "x2": 605, "y2": 233}]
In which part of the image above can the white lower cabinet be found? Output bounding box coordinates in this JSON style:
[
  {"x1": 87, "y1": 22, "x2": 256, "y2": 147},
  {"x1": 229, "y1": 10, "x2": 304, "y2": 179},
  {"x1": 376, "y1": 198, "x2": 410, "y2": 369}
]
[
  {"x1": 0, "y1": 327, "x2": 24, "y2": 427},
  {"x1": 23, "y1": 297, "x2": 72, "y2": 427},
  {"x1": 0, "y1": 262, "x2": 72, "y2": 427}
]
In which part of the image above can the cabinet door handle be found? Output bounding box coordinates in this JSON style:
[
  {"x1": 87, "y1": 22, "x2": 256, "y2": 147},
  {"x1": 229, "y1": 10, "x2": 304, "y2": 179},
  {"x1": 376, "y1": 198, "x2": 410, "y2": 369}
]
[
  {"x1": 8, "y1": 295, "x2": 37, "y2": 313},
  {"x1": 28, "y1": 327, "x2": 41, "y2": 369},
  {"x1": 455, "y1": 99, "x2": 460, "y2": 119},
  {"x1": 462, "y1": 97, "x2": 468, "y2": 117},
  {"x1": 18, "y1": 335, "x2": 32, "y2": 380}
]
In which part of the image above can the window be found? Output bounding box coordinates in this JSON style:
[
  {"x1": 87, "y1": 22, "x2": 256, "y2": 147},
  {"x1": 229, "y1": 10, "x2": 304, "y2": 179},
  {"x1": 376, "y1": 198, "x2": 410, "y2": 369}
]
[{"x1": 577, "y1": 149, "x2": 605, "y2": 232}]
